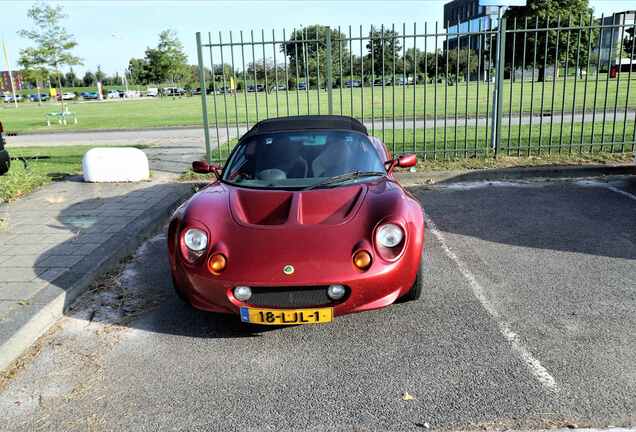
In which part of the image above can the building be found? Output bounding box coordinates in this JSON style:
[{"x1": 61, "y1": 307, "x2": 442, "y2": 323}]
[
  {"x1": 0, "y1": 70, "x2": 23, "y2": 93},
  {"x1": 443, "y1": 0, "x2": 496, "y2": 51},
  {"x1": 594, "y1": 10, "x2": 635, "y2": 66}
]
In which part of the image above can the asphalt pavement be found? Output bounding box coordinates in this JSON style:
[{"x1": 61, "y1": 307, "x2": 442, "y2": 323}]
[{"x1": 1, "y1": 176, "x2": 634, "y2": 431}]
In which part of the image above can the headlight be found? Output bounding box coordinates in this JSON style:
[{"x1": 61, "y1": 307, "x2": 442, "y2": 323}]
[
  {"x1": 184, "y1": 228, "x2": 208, "y2": 251},
  {"x1": 376, "y1": 223, "x2": 404, "y2": 248}
]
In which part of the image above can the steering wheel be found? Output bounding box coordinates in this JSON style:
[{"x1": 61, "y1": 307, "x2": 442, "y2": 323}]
[{"x1": 257, "y1": 169, "x2": 287, "y2": 181}]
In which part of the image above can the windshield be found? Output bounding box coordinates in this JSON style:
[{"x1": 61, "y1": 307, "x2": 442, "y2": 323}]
[{"x1": 222, "y1": 130, "x2": 386, "y2": 189}]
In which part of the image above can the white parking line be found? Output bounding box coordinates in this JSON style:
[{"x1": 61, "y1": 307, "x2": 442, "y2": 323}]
[
  {"x1": 576, "y1": 179, "x2": 636, "y2": 202},
  {"x1": 606, "y1": 185, "x2": 636, "y2": 202},
  {"x1": 423, "y1": 212, "x2": 559, "y2": 393}
]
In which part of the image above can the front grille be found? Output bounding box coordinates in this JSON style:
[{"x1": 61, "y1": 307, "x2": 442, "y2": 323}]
[{"x1": 248, "y1": 286, "x2": 339, "y2": 308}]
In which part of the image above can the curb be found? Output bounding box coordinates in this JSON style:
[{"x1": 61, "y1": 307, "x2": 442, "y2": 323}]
[
  {"x1": 0, "y1": 183, "x2": 194, "y2": 372},
  {"x1": 396, "y1": 163, "x2": 636, "y2": 186}
]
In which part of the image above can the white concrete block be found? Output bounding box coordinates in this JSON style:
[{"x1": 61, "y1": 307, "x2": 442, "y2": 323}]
[{"x1": 82, "y1": 147, "x2": 149, "y2": 183}]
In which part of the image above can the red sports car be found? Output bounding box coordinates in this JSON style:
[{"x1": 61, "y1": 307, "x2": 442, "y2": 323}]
[{"x1": 168, "y1": 115, "x2": 425, "y2": 325}]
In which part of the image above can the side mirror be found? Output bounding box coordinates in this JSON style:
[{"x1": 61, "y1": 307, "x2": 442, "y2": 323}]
[
  {"x1": 385, "y1": 153, "x2": 417, "y2": 174},
  {"x1": 192, "y1": 160, "x2": 221, "y2": 178},
  {"x1": 397, "y1": 153, "x2": 417, "y2": 168}
]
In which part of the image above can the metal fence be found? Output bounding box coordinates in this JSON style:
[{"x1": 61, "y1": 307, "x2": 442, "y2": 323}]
[{"x1": 196, "y1": 15, "x2": 636, "y2": 162}]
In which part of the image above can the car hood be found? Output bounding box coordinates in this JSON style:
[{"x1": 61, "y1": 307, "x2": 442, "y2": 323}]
[
  {"x1": 175, "y1": 179, "x2": 417, "y2": 284},
  {"x1": 228, "y1": 184, "x2": 367, "y2": 227},
  {"x1": 184, "y1": 179, "x2": 406, "y2": 229}
]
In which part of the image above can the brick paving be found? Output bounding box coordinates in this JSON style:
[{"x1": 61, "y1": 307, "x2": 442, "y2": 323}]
[{"x1": 0, "y1": 177, "x2": 192, "y2": 320}]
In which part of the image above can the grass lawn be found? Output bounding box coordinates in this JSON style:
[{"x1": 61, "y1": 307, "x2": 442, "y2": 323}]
[
  {"x1": 376, "y1": 120, "x2": 636, "y2": 159},
  {"x1": 0, "y1": 146, "x2": 84, "y2": 203},
  {"x1": 1, "y1": 74, "x2": 634, "y2": 134}
]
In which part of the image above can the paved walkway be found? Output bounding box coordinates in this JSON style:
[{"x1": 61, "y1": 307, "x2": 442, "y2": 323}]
[
  {"x1": 0, "y1": 177, "x2": 194, "y2": 370},
  {"x1": 0, "y1": 136, "x2": 205, "y2": 370},
  {"x1": 0, "y1": 177, "x2": 191, "y2": 369}
]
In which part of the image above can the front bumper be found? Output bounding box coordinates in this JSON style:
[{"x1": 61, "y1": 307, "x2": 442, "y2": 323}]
[{"x1": 173, "y1": 249, "x2": 421, "y2": 317}]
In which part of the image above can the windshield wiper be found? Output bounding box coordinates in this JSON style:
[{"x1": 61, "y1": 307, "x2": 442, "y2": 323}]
[{"x1": 304, "y1": 170, "x2": 386, "y2": 190}]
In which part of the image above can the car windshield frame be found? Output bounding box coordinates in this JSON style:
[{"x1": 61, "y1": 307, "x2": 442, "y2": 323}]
[{"x1": 220, "y1": 129, "x2": 387, "y2": 191}]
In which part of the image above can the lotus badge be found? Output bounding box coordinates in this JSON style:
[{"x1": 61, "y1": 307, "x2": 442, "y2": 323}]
[{"x1": 283, "y1": 264, "x2": 295, "y2": 275}]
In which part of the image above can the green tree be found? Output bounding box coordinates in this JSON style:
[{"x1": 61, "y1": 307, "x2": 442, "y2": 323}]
[
  {"x1": 441, "y1": 48, "x2": 479, "y2": 80},
  {"x1": 366, "y1": 26, "x2": 402, "y2": 76},
  {"x1": 504, "y1": 0, "x2": 595, "y2": 81},
  {"x1": 186, "y1": 64, "x2": 203, "y2": 87},
  {"x1": 403, "y1": 48, "x2": 423, "y2": 77},
  {"x1": 283, "y1": 25, "x2": 349, "y2": 88},
  {"x1": 246, "y1": 61, "x2": 270, "y2": 81},
  {"x1": 128, "y1": 58, "x2": 150, "y2": 85},
  {"x1": 95, "y1": 65, "x2": 105, "y2": 82},
  {"x1": 17, "y1": 47, "x2": 49, "y2": 105},
  {"x1": 65, "y1": 67, "x2": 78, "y2": 87},
  {"x1": 17, "y1": 3, "x2": 82, "y2": 110},
  {"x1": 144, "y1": 30, "x2": 189, "y2": 84},
  {"x1": 82, "y1": 71, "x2": 95, "y2": 87}
]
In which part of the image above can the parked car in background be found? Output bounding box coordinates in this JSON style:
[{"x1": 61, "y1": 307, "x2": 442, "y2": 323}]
[
  {"x1": 3, "y1": 94, "x2": 23, "y2": 103},
  {"x1": 247, "y1": 84, "x2": 265, "y2": 92},
  {"x1": 373, "y1": 78, "x2": 392, "y2": 86},
  {"x1": 345, "y1": 80, "x2": 362, "y2": 88},
  {"x1": 146, "y1": 87, "x2": 159, "y2": 97},
  {"x1": 29, "y1": 93, "x2": 49, "y2": 102},
  {"x1": 271, "y1": 84, "x2": 287, "y2": 92},
  {"x1": 297, "y1": 81, "x2": 308, "y2": 90},
  {"x1": 161, "y1": 87, "x2": 186, "y2": 96},
  {"x1": 396, "y1": 77, "x2": 414, "y2": 86},
  {"x1": 57, "y1": 92, "x2": 76, "y2": 101},
  {"x1": 81, "y1": 92, "x2": 99, "y2": 100},
  {"x1": 0, "y1": 121, "x2": 9, "y2": 176},
  {"x1": 106, "y1": 90, "x2": 120, "y2": 99}
]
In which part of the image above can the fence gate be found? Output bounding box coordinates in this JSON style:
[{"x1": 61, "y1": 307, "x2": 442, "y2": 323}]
[{"x1": 196, "y1": 16, "x2": 636, "y2": 163}]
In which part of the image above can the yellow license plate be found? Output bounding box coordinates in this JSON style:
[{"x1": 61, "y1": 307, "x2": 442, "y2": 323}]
[{"x1": 240, "y1": 307, "x2": 333, "y2": 325}]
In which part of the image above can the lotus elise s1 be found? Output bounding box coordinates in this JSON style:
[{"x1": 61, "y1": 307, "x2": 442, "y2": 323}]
[{"x1": 168, "y1": 115, "x2": 425, "y2": 325}]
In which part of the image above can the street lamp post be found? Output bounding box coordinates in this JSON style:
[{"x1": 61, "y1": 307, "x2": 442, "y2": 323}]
[
  {"x1": 479, "y1": 0, "x2": 527, "y2": 153},
  {"x1": 2, "y1": 39, "x2": 19, "y2": 109},
  {"x1": 112, "y1": 33, "x2": 129, "y2": 100}
]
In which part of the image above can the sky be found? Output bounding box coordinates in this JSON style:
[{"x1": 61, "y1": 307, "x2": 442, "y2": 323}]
[{"x1": 1, "y1": 0, "x2": 634, "y2": 77}]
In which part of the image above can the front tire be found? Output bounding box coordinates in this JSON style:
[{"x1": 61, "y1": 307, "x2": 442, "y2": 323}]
[
  {"x1": 0, "y1": 150, "x2": 10, "y2": 176},
  {"x1": 171, "y1": 274, "x2": 192, "y2": 306},
  {"x1": 402, "y1": 242, "x2": 427, "y2": 302},
  {"x1": 403, "y1": 267, "x2": 423, "y2": 301}
]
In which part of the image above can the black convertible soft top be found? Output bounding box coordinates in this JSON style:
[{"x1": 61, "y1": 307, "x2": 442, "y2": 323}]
[{"x1": 240, "y1": 115, "x2": 367, "y2": 140}]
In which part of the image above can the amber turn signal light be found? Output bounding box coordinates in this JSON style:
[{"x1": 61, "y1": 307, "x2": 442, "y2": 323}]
[
  {"x1": 208, "y1": 254, "x2": 227, "y2": 275},
  {"x1": 353, "y1": 250, "x2": 372, "y2": 271}
]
